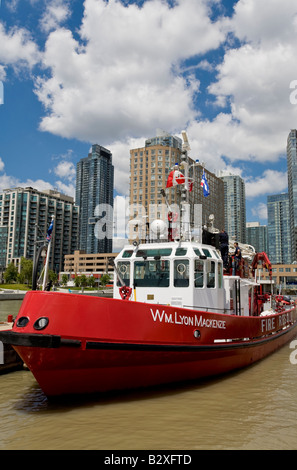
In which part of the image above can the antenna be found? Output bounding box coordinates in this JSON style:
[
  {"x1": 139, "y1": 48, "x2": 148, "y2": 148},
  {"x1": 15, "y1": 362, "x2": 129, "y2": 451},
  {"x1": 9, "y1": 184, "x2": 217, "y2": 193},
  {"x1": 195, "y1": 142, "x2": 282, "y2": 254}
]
[{"x1": 181, "y1": 130, "x2": 191, "y2": 153}]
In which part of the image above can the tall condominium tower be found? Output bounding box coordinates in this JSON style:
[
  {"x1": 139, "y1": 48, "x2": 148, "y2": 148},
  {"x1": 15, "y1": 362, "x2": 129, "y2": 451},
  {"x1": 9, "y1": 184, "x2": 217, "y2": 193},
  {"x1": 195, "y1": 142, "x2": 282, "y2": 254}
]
[
  {"x1": 246, "y1": 222, "x2": 268, "y2": 253},
  {"x1": 217, "y1": 171, "x2": 246, "y2": 244},
  {"x1": 129, "y1": 130, "x2": 225, "y2": 238},
  {"x1": 287, "y1": 129, "x2": 297, "y2": 261},
  {"x1": 267, "y1": 193, "x2": 291, "y2": 264},
  {"x1": 76, "y1": 144, "x2": 114, "y2": 253},
  {"x1": 0, "y1": 187, "x2": 79, "y2": 273}
]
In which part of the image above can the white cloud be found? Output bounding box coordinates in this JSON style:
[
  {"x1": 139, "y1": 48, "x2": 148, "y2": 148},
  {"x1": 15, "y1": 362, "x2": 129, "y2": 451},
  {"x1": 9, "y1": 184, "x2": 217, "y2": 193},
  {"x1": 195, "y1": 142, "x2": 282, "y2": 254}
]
[
  {"x1": 54, "y1": 180, "x2": 75, "y2": 197},
  {"x1": 251, "y1": 202, "x2": 268, "y2": 221},
  {"x1": 109, "y1": 136, "x2": 146, "y2": 195},
  {"x1": 231, "y1": 0, "x2": 297, "y2": 46},
  {"x1": 0, "y1": 171, "x2": 77, "y2": 198},
  {"x1": 191, "y1": 0, "x2": 297, "y2": 166},
  {"x1": 0, "y1": 23, "x2": 40, "y2": 69},
  {"x1": 39, "y1": 0, "x2": 71, "y2": 33},
  {"x1": 3, "y1": 0, "x2": 297, "y2": 207},
  {"x1": 34, "y1": 0, "x2": 226, "y2": 144},
  {"x1": 0, "y1": 155, "x2": 75, "y2": 197},
  {"x1": 0, "y1": 172, "x2": 53, "y2": 193},
  {"x1": 245, "y1": 169, "x2": 288, "y2": 199},
  {"x1": 53, "y1": 160, "x2": 76, "y2": 181}
]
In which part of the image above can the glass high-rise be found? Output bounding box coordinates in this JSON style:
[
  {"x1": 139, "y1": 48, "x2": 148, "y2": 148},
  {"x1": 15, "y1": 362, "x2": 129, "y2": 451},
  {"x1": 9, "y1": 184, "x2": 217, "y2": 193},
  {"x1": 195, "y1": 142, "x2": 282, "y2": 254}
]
[
  {"x1": 267, "y1": 193, "x2": 291, "y2": 264},
  {"x1": 218, "y1": 171, "x2": 246, "y2": 243},
  {"x1": 287, "y1": 129, "x2": 297, "y2": 262},
  {"x1": 246, "y1": 222, "x2": 268, "y2": 253},
  {"x1": 0, "y1": 187, "x2": 79, "y2": 273},
  {"x1": 76, "y1": 144, "x2": 114, "y2": 253}
]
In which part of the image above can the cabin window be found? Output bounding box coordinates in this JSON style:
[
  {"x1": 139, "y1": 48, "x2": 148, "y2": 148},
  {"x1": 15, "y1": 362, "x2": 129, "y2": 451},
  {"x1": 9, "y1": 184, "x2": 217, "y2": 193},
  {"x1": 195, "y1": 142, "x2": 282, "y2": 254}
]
[
  {"x1": 174, "y1": 259, "x2": 189, "y2": 287},
  {"x1": 207, "y1": 261, "x2": 216, "y2": 288},
  {"x1": 122, "y1": 250, "x2": 133, "y2": 258},
  {"x1": 194, "y1": 260, "x2": 204, "y2": 288},
  {"x1": 202, "y1": 248, "x2": 212, "y2": 258},
  {"x1": 116, "y1": 261, "x2": 130, "y2": 286},
  {"x1": 136, "y1": 248, "x2": 172, "y2": 257},
  {"x1": 175, "y1": 248, "x2": 187, "y2": 256},
  {"x1": 134, "y1": 260, "x2": 170, "y2": 287}
]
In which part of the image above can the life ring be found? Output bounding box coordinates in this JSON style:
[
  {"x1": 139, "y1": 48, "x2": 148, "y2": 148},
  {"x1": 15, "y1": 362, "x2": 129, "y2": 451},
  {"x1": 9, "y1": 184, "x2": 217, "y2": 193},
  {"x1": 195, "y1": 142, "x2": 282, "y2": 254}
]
[
  {"x1": 119, "y1": 286, "x2": 132, "y2": 300},
  {"x1": 119, "y1": 264, "x2": 128, "y2": 275},
  {"x1": 177, "y1": 263, "x2": 186, "y2": 274}
]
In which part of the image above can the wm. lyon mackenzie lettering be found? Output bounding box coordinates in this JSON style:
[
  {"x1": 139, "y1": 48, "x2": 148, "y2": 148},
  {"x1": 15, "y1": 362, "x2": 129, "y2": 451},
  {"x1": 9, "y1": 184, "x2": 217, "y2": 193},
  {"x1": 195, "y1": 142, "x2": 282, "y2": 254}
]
[{"x1": 150, "y1": 308, "x2": 227, "y2": 329}]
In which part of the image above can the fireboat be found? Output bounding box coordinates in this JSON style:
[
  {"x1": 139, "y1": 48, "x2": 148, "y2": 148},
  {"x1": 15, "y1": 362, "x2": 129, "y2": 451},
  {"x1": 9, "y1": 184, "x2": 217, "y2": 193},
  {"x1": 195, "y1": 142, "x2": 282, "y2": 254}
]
[{"x1": 0, "y1": 132, "x2": 296, "y2": 397}]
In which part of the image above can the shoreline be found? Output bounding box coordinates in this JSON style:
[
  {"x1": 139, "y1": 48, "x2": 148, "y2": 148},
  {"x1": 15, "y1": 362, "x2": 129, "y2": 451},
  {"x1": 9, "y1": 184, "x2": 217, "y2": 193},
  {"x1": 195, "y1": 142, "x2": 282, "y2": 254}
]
[{"x1": 0, "y1": 289, "x2": 113, "y2": 300}]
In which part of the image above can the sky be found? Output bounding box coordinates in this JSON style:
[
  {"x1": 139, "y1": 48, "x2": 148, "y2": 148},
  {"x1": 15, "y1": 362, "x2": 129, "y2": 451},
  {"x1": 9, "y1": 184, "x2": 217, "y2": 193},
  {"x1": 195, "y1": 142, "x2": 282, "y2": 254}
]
[{"x1": 1, "y1": 0, "x2": 297, "y2": 231}]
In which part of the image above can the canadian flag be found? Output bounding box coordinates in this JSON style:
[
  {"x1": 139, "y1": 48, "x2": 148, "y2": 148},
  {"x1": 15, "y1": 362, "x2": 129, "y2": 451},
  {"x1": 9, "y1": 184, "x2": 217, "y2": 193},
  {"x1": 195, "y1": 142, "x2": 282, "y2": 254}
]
[
  {"x1": 166, "y1": 170, "x2": 193, "y2": 191},
  {"x1": 166, "y1": 170, "x2": 185, "y2": 188}
]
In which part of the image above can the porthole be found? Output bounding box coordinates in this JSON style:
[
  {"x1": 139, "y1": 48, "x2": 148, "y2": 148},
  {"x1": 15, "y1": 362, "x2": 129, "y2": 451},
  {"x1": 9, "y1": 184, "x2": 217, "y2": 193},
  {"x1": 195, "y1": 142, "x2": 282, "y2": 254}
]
[
  {"x1": 193, "y1": 329, "x2": 201, "y2": 339},
  {"x1": 33, "y1": 317, "x2": 49, "y2": 331},
  {"x1": 16, "y1": 317, "x2": 29, "y2": 328}
]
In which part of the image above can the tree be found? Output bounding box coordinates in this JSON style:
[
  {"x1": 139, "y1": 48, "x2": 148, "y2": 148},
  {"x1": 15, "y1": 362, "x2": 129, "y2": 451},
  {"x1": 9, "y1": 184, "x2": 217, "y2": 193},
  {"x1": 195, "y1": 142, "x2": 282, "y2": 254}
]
[
  {"x1": 88, "y1": 276, "x2": 95, "y2": 288},
  {"x1": 61, "y1": 274, "x2": 68, "y2": 286},
  {"x1": 74, "y1": 275, "x2": 80, "y2": 287},
  {"x1": 80, "y1": 275, "x2": 88, "y2": 290},
  {"x1": 20, "y1": 257, "x2": 33, "y2": 285},
  {"x1": 48, "y1": 270, "x2": 58, "y2": 285},
  {"x1": 4, "y1": 263, "x2": 18, "y2": 284},
  {"x1": 100, "y1": 274, "x2": 111, "y2": 287}
]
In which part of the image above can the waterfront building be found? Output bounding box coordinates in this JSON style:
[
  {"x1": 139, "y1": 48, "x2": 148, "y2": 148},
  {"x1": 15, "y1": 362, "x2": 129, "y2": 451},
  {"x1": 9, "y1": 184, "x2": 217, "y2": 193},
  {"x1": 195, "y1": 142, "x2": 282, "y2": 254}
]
[
  {"x1": 0, "y1": 187, "x2": 79, "y2": 272},
  {"x1": 246, "y1": 222, "x2": 268, "y2": 253},
  {"x1": 76, "y1": 144, "x2": 114, "y2": 254},
  {"x1": 217, "y1": 171, "x2": 246, "y2": 244},
  {"x1": 61, "y1": 250, "x2": 117, "y2": 283},
  {"x1": 258, "y1": 263, "x2": 297, "y2": 290},
  {"x1": 287, "y1": 129, "x2": 297, "y2": 261},
  {"x1": 267, "y1": 193, "x2": 291, "y2": 264},
  {"x1": 129, "y1": 129, "x2": 225, "y2": 239}
]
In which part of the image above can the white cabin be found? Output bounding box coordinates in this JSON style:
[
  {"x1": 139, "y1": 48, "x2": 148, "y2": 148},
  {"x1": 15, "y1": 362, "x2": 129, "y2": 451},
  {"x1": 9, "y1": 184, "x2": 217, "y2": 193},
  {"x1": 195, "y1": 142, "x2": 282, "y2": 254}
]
[{"x1": 113, "y1": 241, "x2": 258, "y2": 316}]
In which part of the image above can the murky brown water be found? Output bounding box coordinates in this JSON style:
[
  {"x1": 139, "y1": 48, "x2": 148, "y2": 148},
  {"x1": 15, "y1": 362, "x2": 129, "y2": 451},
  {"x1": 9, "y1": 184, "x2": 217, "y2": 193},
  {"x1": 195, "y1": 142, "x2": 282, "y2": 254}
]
[{"x1": 1, "y1": 300, "x2": 297, "y2": 450}]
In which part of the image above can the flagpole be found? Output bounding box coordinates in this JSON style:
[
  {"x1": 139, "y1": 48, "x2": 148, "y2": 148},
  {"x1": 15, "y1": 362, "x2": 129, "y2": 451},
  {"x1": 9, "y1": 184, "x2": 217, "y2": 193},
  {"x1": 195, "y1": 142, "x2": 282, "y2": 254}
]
[{"x1": 42, "y1": 216, "x2": 54, "y2": 291}]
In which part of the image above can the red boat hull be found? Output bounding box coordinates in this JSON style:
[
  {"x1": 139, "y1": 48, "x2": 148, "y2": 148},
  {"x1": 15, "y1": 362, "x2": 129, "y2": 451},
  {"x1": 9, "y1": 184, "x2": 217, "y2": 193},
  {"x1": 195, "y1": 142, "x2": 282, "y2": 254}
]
[{"x1": 1, "y1": 291, "x2": 297, "y2": 396}]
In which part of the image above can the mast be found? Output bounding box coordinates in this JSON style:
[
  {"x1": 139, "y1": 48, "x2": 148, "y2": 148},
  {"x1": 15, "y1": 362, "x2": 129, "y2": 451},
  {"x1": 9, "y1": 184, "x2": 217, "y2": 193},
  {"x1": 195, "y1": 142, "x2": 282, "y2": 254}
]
[
  {"x1": 42, "y1": 216, "x2": 54, "y2": 291},
  {"x1": 180, "y1": 131, "x2": 195, "y2": 242},
  {"x1": 162, "y1": 130, "x2": 199, "y2": 242}
]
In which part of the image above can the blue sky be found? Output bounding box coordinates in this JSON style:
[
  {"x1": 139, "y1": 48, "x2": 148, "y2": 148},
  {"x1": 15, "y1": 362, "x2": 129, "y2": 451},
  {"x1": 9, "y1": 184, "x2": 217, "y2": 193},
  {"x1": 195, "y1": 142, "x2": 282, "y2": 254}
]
[{"x1": 1, "y1": 0, "x2": 297, "y2": 227}]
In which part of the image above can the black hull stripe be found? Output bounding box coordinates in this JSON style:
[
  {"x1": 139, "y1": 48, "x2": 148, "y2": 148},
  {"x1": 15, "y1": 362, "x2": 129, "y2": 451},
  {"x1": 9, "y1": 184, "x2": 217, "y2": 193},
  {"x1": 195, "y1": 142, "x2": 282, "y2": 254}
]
[
  {"x1": 86, "y1": 323, "x2": 297, "y2": 352},
  {"x1": 0, "y1": 322, "x2": 296, "y2": 351},
  {"x1": 0, "y1": 331, "x2": 80, "y2": 348}
]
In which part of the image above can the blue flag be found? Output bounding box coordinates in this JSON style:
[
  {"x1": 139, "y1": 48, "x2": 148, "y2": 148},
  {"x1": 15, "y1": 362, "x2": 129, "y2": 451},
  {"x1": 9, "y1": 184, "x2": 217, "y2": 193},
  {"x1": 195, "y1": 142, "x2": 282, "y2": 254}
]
[
  {"x1": 46, "y1": 219, "x2": 54, "y2": 242},
  {"x1": 201, "y1": 170, "x2": 210, "y2": 197}
]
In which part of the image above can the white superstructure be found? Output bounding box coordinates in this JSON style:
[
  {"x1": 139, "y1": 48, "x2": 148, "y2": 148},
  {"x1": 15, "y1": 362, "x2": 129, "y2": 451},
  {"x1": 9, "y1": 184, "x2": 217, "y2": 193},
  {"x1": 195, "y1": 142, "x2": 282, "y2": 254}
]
[{"x1": 114, "y1": 240, "x2": 257, "y2": 316}]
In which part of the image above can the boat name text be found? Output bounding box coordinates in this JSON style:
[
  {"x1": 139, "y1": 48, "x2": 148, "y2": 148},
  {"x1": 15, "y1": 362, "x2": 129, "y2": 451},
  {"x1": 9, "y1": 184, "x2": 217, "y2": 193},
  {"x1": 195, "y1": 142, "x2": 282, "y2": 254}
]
[{"x1": 150, "y1": 309, "x2": 226, "y2": 329}]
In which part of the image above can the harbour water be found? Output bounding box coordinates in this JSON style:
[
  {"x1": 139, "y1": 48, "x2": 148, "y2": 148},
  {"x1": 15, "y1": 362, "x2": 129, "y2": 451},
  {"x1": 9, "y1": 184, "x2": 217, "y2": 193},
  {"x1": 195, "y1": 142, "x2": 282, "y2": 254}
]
[{"x1": 1, "y1": 300, "x2": 297, "y2": 450}]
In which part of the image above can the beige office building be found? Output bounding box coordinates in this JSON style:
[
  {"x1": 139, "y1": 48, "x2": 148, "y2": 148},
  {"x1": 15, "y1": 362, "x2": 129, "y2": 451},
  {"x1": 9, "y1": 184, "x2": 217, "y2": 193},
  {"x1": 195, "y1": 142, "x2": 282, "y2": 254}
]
[
  {"x1": 63, "y1": 250, "x2": 117, "y2": 280},
  {"x1": 129, "y1": 130, "x2": 225, "y2": 239}
]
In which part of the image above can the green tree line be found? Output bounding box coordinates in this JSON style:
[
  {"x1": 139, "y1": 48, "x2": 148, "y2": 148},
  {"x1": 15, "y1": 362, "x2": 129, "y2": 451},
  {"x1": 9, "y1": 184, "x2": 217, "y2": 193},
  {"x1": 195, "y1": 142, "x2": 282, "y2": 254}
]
[{"x1": 2, "y1": 257, "x2": 58, "y2": 286}]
